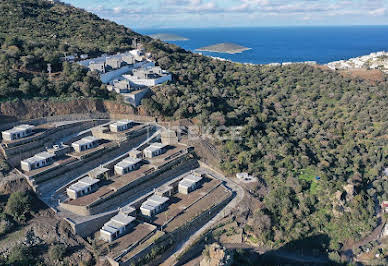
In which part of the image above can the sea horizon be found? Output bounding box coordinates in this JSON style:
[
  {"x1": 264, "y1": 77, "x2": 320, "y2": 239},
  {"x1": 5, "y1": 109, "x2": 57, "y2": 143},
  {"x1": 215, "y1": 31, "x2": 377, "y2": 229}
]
[{"x1": 138, "y1": 26, "x2": 388, "y2": 65}]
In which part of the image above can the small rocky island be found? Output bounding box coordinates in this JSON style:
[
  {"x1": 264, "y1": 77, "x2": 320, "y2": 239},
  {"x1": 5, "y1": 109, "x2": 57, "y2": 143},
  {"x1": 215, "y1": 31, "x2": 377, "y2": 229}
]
[
  {"x1": 196, "y1": 43, "x2": 251, "y2": 54},
  {"x1": 149, "y1": 33, "x2": 189, "y2": 41}
]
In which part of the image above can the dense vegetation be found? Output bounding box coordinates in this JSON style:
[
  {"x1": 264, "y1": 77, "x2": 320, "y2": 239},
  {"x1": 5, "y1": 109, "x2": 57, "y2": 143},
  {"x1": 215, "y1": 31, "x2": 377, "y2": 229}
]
[
  {"x1": 0, "y1": 0, "x2": 387, "y2": 261},
  {"x1": 0, "y1": 0, "x2": 145, "y2": 99},
  {"x1": 143, "y1": 40, "x2": 388, "y2": 254}
]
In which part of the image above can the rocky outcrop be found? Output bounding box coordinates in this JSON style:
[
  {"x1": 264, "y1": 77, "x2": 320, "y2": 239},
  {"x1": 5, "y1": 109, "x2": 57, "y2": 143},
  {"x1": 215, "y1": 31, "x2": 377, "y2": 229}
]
[{"x1": 200, "y1": 243, "x2": 233, "y2": 266}]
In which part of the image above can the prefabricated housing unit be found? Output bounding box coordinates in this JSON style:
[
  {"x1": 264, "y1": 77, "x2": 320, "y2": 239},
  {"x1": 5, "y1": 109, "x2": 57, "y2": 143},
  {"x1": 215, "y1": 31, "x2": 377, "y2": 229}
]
[
  {"x1": 66, "y1": 177, "x2": 100, "y2": 200},
  {"x1": 143, "y1": 143, "x2": 168, "y2": 158},
  {"x1": 109, "y1": 120, "x2": 134, "y2": 133},
  {"x1": 2, "y1": 124, "x2": 34, "y2": 141},
  {"x1": 72, "y1": 136, "x2": 100, "y2": 153},
  {"x1": 100, "y1": 213, "x2": 136, "y2": 242},
  {"x1": 178, "y1": 174, "x2": 203, "y2": 195},
  {"x1": 21, "y1": 152, "x2": 56, "y2": 172},
  {"x1": 114, "y1": 157, "x2": 142, "y2": 175},
  {"x1": 140, "y1": 195, "x2": 169, "y2": 217}
]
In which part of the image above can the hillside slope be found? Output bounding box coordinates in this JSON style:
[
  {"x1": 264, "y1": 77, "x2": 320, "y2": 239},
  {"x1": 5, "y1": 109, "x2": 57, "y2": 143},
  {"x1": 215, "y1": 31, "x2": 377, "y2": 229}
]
[
  {"x1": 0, "y1": 0, "x2": 387, "y2": 263},
  {"x1": 143, "y1": 38, "x2": 388, "y2": 259},
  {"x1": 0, "y1": 0, "x2": 145, "y2": 100}
]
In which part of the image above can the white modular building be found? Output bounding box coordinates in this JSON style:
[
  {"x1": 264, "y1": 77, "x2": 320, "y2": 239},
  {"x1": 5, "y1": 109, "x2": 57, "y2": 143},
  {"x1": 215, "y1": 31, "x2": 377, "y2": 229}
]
[
  {"x1": 100, "y1": 213, "x2": 136, "y2": 242},
  {"x1": 140, "y1": 195, "x2": 169, "y2": 217},
  {"x1": 2, "y1": 124, "x2": 34, "y2": 141},
  {"x1": 109, "y1": 120, "x2": 133, "y2": 133},
  {"x1": 178, "y1": 174, "x2": 203, "y2": 195},
  {"x1": 66, "y1": 177, "x2": 100, "y2": 200},
  {"x1": 21, "y1": 151, "x2": 56, "y2": 172},
  {"x1": 114, "y1": 157, "x2": 142, "y2": 175},
  {"x1": 123, "y1": 66, "x2": 172, "y2": 87},
  {"x1": 72, "y1": 136, "x2": 100, "y2": 153},
  {"x1": 143, "y1": 143, "x2": 168, "y2": 158}
]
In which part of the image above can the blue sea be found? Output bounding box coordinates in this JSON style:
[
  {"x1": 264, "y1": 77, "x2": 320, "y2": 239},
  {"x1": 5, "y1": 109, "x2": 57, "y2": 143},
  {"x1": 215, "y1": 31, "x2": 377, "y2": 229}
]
[{"x1": 138, "y1": 26, "x2": 388, "y2": 65}]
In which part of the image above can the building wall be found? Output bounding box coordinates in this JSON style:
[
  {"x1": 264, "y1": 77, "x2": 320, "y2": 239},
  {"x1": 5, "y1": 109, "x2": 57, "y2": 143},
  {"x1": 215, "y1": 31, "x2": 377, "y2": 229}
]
[{"x1": 65, "y1": 209, "x2": 119, "y2": 237}]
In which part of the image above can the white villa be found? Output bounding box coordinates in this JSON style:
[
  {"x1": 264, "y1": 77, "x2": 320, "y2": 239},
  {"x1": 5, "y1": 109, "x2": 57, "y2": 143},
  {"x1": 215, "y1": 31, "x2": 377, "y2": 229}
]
[
  {"x1": 109, "y1": 120, "x2": 133, "y2": 133},
  {"x1": 178, "y1": 174, "x2": 203, "y2": 195},
  {"x1": 21, "y1": 151, "x2": 56, "y2": 172},
  {"x1": 123, "y1": 66, "x2": 172, "y2": 87},
  {"x1": 100, "y1": 213, "x2": 136, "y2": 242},
  {"x1": 66, "y1": 177, "x2": 100, "y2": 200},
  {"x1": 72, "y1": 136, "x2": 100, "y2": 153},
  {"x1": 143, "y1": 143, "x2": 168, "y2": 158},
  {"x1": 2, "y1": 124, "x2": 35, "y2": 141},
  {"x1": 140, "y1": 195, "x2": 169, "y2": 217},
  {"x1": 114, "y1": 157, "x2": 142, "y2": 175}
]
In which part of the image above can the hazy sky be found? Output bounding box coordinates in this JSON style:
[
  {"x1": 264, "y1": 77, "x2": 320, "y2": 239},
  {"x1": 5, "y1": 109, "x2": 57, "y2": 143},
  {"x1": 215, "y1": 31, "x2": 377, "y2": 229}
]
[{"x1": 62, "y1": 0, "x2": 388, "y2": 29}]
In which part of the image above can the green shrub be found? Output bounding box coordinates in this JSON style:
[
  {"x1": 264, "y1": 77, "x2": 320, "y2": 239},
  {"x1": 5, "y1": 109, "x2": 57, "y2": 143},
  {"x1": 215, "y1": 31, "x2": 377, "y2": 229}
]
[
  {"x1": 0, "y1": 213, "x2": 15, "y2": 235},
  {"x1": 7, "y1": 244, "x2": 34, "y2": 265},
  {"x1": 48, "y1": 244, "x2": 67, "y2": 262},
  {"x1": 5, "y1": 191, "x2": 32, "y2": 223}
]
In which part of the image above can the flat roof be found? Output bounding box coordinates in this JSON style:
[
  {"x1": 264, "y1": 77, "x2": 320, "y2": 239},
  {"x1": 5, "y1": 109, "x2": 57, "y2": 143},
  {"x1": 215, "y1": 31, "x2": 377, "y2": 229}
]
[
  {"x1": 115, "y1": 158, "x2": 142, "y2": 169},
  {"x1": 179, "y1": 180, "x2": 195, "y2": 189},
  {"x1": 111, "y1": 120, "x2": 133, "y2": 127},
  {"x1": 3, "y1": 124, "x2": 34, "y2": 134},
  {"x1": 68, "y1": 177, "x2": 99, "y2": 192},
  {"x1": 141, "y1": 195, "x2": 169, "y2": 211},
  {"x1": 144, "y1": 143, "x2": 168, "y2": 153},
  {"x1": 184, "y1": 174, "x2": 202, "y2": 183},
  {"x1": 88, "y1": 167, "x2": 110, "y2": 176},
  {"x1": 150, "y1": 143, "x2": 168, "y2": 149},
  {"x1": 141, "y1": 203, "x2": 156, "y2": 211},
  {"x1": 111, "y1": 213, "x2": 136, "y2": 225},
  {"x1": 148, "y1": 195, "x2": 169, "y2": 205},
  {"x1": 72, "y1": 136, "x2": 99, "y2": 146},
  {"x1": 23, "y1": 152, "x2": 55, "y2": 164}
]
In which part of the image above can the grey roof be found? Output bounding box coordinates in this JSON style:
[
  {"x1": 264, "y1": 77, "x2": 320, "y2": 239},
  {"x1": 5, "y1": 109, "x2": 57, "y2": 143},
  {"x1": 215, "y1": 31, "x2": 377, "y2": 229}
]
[
  {"x1": 184, "y1": 174, "x2": 202, "y2": 183},
  {"x1": 115, "y1": 157, "x2": 142, "y2": 169},
  {"x1": 22, "y1": 152, "x2": 56, "y2": 164},
  {"x1": 101, "y1": 214, "x2": 135, "y2": 235},
  {"x1": 111, "y1": 213, "x2": 135, "y2": 225},
  {"x1": 144, "y1": 143, "x2": 168, "y2": 153},
  {"x1": 141, "y1": 195, "x2": 169, "y2": 211},
  {"x1": 111, "y1": 120, "x2": 133, "y2": 128},
  {"x1": 72, "y1": 136, "x2": 99, "y2": 146},
  {"x1": 68, "y1": 177, "x2": 99, "y2": 192},
  {"x1": 148, "y1": 195, "x2": 169, "y2": 205},
  {"x1": 179, "y1": 179, "x2": 195, "y2": 189},
  {"x1": 3, "y1": 124, "x2": 34, "y2": 134}
]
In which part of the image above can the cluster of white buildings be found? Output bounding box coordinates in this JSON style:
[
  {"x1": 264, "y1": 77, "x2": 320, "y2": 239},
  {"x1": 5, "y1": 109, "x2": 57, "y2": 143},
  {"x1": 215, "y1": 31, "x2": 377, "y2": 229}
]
[
  {"x1": 267, "y1": 61, "x2": 317, "y2": 67},
  {"x1": 327, "y1": 51, "x2": 388, "y2": 73},
  {"x1": 78, "y1": 49, "x2": 172, "y2": 107}
]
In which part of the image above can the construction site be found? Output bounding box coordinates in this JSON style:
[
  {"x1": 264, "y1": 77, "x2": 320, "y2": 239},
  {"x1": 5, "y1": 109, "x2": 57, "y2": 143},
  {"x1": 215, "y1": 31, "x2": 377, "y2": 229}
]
[{"x1": 0, "y1": 117, "x2": 236, "y2": 266}]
